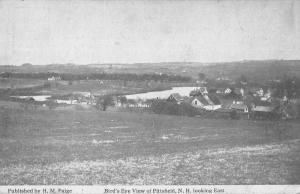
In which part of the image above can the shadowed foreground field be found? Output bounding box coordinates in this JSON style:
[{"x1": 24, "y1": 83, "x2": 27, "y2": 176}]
[{"x1": 0, "y1": 108, "x2": 300, "y2": 184}]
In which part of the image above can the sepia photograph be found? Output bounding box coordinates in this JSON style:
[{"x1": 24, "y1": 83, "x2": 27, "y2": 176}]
[{"x1": 0, "y1": 0, "x2": 300, "y2": 189}]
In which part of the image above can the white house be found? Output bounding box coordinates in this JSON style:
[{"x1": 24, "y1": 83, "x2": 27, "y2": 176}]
[
  {"x1": 225, "y1": 88, "x2": 232, "y2": 94},
  {"x1": 48, "y1": 76, "x2": 61, "y2": 81},
  {"x1": 190, "y1": 94, "x2": 221, "y2": 111},
  {"x1": 261, "y1": 89, "x2": 272, "y2": 101},
  {"x1": 230, "y1": 101, "x2": 249, "y2": 113},
  {"x1": 216, "y1": 88, "x2": 232, "y2": 94},
  {"x1": 257, "y1": 88, "x2": 264, "y2": 97}
]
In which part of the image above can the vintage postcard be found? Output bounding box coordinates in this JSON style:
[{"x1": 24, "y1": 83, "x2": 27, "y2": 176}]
[{"x1": 0, "y1": 0, "x2": 299, "y2": 193}]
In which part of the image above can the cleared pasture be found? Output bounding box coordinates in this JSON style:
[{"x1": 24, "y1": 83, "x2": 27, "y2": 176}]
[
  {"x1": 0, "y1": 109, "x2": 299, "y2": 184},
  {"x1": 0, "y1": 79, "x2": 46, "y2": 89}
]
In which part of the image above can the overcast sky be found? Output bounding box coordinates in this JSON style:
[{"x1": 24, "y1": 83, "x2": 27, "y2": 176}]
[{"x1": 0, "y1": 0, "x2": 299, "y2": 65}]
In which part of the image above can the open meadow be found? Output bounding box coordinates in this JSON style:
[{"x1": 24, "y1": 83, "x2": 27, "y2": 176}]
[
  {"x1": 1, "y1": 0, "x2": 300, "y2": 189},
  {"x1": 0, "y1": 104, "x2": 299, "y2": 185}
]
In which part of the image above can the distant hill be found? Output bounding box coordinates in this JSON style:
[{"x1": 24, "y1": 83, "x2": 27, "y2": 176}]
[
  {"x1": 194, "y1": 60, "x2": 300, "y2": 80},
  {"x1": 1, "y1": 60, "x2": 299, "y2": 81},
  {"x1": 114, "y1": 60, "x2": 300, "y2": 80}
]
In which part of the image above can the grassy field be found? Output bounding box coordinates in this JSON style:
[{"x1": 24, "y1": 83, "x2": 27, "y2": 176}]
[
  {"x1": 0, "y1": 107, "x2": 300, "y2": 185},
  {"x1": 0, "y1": 79, "x2": 46, "y2": 89},
  {"x1": 39, "y1": 80, "x2": 175, "y2": 96},
  {"x1": 0, "y1": 78, "x2": 177, "y2": 97}
]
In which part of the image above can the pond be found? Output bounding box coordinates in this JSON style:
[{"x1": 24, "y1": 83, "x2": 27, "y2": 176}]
[{"x1": 125, "y1": 87, "x2": 202, "y2": 100}]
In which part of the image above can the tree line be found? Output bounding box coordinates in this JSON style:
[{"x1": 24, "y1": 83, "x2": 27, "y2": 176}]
[
  {"x1": 0, "y1": 72, "x2": 191, "y2": 82},
  {"x1": 272, "y1": 75, "x2": 300, "y2": 99}
]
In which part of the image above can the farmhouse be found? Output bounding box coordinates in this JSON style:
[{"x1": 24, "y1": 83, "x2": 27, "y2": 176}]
[
  {"x1": 251, "y1": 101, "x2": 279, "y2": 119},
  {"x1": 230, "y1": 101, "x2": 249, "y2": 113},
  {"x1": 252, "y1": 100, "x2": 273, "y2": 108},
  {"x1": 216, "y1": 88, "x2": 232, "y2": 94},
  {"x1": 252, "y1": 105, "x2": 275, "y2": 112},
  {"x1": 47, "y1": 76, "x2": 61, "y2": 81},
  {"x1": 260, "y1": 89, "x2": 272, "y2": 101},
  {"x1": 248, "y1": 87, "x2": 265, "y2": 97},
  {"x1": 66, "y1": 92, "x2": 95, "y2": 105},
  {"x1": 223, "y1": 88, "x2": 241, "y2": 99},
  {"x1": 190, "y1": 94, "x2": 221, "y2": 111},
  {"x1": 252, "y1": 106, "x2": 279, "y2": 120}
]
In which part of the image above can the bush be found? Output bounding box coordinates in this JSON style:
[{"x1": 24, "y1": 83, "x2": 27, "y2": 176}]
[
  {"x1": 47, "y1": 100, "x2": 58, "y2": 110},
  {"x1": 230, "y1": 110, "x2": 239, "y2": 120}
]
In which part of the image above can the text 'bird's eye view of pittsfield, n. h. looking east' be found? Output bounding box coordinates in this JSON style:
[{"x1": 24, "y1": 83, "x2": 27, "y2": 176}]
[{"x1": 0, "y1": 0, "x2": 300, "y2": 188}]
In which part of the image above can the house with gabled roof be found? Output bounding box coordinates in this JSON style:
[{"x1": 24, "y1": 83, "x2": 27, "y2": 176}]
[
  {"x1": 230, "y1": 101, "x2": 249, "y2": 113},
  {"x1": 251, "y1": 100, "x2": 280, "y2": 120},
  {"x1": 190, "y1": 96, "x2": 209, "y2": 107},
  {"x1": 251, "y1": 101, "x2": 278, "y2": 112},
  {"x1": 216, "y1": 87, "x2": 232, "y2": 94},
  {"x1": 190, "y1": 94, "x2": 221, "y2": 111}
]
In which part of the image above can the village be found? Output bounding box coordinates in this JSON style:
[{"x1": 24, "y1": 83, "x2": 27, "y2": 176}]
[
  {"x1": 116, "y1": 82, "x2": 297, "y2": 120},
  {"x1": 41, "y1": 71, "x2": 300, "y2": 120},
  {"x1": 5, "y1": 72, "x2": 298, "y2": 122},
  {"x1": 5, "y1": 73, "x2": 299, "y2": 123}
]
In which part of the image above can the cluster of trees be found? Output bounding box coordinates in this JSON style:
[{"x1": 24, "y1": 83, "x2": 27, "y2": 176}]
[
  {"x1": 96, "y1": 95, "x2": 114, "y2": 111},
  {"x1": 0, "y1": 72, "x2": 191, "y2": 82},
  {"x1": 151, "y1": 100, "x2": 199, "y2": 117},
  {"x1": 272, "y1": 75, "x2": 299, "y2": 99},
  {"x1": 233, "y1": 74, "x2": 300, "y2": 99},
  {"x1": 198, "y1": 73, "x2": 206, "y2": 80}
]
